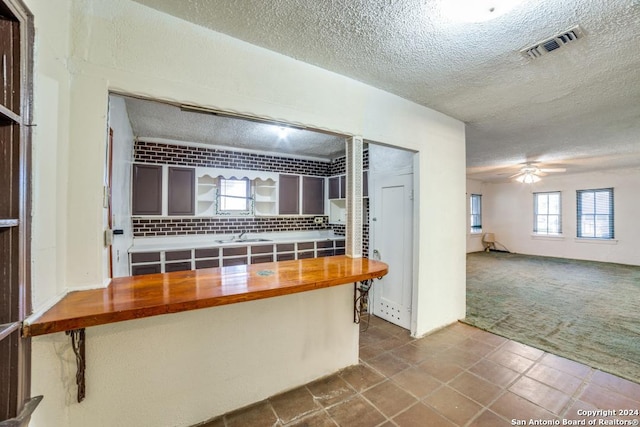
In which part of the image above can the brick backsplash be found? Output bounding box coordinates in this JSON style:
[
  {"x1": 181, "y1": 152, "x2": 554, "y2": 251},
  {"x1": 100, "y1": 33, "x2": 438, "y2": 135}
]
[
  {"x1": 133, "y1": 216, "x2": 330, "y2": 238},
  {"x1": 329, "y1": 148, "x2": 368, "y2": 175},
  {"x1": 135, "y1": 141, "x2": 331, "y2": 176},
  {"x1": 330, "y1": 156, "x2": 346, "y2": 176}
]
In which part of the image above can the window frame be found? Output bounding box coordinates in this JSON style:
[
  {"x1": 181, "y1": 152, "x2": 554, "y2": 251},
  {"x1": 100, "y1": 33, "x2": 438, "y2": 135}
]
[
  {"x1": 533, "y1": 191, "x2": 562, "y2": 235},
  {"x1": 469, "y1": 194, "x2": 482, "y2": 234},
  {"x1": 576, "y1": 188, "x2": 614, "y2": 239},
  {"x1": 216, "y1": 177, "x2": 253, "y2": 216}
]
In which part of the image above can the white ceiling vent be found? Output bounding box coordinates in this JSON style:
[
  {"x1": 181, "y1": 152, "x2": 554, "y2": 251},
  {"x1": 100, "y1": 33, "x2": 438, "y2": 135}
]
[{"x1": 521, "y1": 25, "x2": 584, "y2": 59}]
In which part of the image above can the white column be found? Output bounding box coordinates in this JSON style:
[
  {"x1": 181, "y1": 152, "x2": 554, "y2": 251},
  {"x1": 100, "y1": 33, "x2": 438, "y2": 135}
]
[{"x1": 345, "y1": 136, "x2": 363, "y2": 258}]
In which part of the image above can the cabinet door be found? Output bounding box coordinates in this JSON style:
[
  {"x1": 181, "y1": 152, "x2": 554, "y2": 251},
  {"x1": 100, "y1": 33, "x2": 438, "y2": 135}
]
[
  {"x1": 168, "y1": 166, "x2": 195, "y2": 216},
  {"x1": 328, "y1": 176, "x2": 340, "y2": 199},
  {"x1": 363, "y1": 170, "x2": 369, "y2": 197},
  {"x1": 132, "y1": 164, "x2": 162, "y2": 215},
  {"x1": 165, "y1": 262, "x2": 191, "y2": 272},
  {"x1": 302, "y1": 176, "x2": 325, "y2": 215},
  {"x1": 278, "y1": 174, "x2": 300, "y2": 215},
  {"x1": 131, "y1": 264, "x2": 161, "y2": 276}
]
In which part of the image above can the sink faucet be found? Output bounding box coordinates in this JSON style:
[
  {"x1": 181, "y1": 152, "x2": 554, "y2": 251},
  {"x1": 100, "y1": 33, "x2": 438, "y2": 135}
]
[{"x1": 237, "y1": 230, "x2": 247, "y2": 240}]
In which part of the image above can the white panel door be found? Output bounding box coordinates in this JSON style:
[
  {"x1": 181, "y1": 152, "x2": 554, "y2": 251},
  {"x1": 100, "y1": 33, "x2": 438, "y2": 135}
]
[{"x1": 371, "y1": 173, "x2": 413, "y2": 329}]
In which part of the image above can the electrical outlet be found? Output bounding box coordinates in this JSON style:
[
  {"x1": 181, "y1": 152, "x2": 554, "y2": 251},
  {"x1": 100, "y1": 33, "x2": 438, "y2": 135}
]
[{"x1": 314, "y1": 216, "x2": 324, "y2": 224}]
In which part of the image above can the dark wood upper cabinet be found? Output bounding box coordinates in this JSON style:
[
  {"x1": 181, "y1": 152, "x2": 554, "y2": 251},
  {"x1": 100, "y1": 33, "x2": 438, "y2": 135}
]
[
  {"x1": 328, "y1": 176, "x2": 340, "y2": 199},
  {"x1": 363, "y1": 170, "x2": 368, "y2": 197},
  {"x1": 328, "y1": 172, "x2": 367, "y2": 198},
  {"x1": 302, "y1": 176, "x2": 324, "y2": 215},
  {"x1": 167, "y1": 167, "x2": 195, "y2": 216},
  {"x1": 278, "y1": 174, "x2": 300, "y2": 215},
  {"x1": 132, "y1": 164, "x2": 162, "y2": 215}
]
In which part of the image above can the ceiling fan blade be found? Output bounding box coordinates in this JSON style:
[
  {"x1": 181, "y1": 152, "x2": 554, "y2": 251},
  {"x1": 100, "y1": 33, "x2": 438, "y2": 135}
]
[
  {"x1": 539, "y1": 168, "x2": 566, "y2": 173},
  {"x1": 508, "y1": 172, "x2": 523, "y2": 179}
]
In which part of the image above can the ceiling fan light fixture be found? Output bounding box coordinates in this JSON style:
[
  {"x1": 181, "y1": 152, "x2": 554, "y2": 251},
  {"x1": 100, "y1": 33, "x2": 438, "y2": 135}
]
[
  {"x1": 516, "y1": 171, "x2": 541, "y2": 184},
  {"x1": 442, "y1": 0, "x2": 524, "y2": 23}
]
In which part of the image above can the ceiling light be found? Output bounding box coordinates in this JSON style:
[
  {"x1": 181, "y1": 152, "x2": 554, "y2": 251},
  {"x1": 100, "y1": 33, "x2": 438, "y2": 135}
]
[
  {"x1": 442, "y1": 0, "x2": 524, "y2": 23},
  {"x1": 515, "y1": 171, "x2": 540, "y2": 184},
  {"x1": 277, "y1": 126, "x2": 291, "y2": 139}
]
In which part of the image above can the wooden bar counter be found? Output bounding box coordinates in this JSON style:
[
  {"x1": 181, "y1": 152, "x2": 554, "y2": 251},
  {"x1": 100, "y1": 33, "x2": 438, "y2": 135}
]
[{"x1": 24, "y1": 255, "x2": 388, "y2": 337}]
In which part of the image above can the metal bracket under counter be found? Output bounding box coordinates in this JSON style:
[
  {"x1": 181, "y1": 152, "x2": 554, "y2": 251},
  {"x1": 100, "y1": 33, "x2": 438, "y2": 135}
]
[{"x1": 66, "y1": 329, "x2": 86, "y2": 403}]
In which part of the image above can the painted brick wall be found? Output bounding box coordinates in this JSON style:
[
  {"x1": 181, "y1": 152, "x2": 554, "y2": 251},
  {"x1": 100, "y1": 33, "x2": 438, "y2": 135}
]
[
  {"x1": 133, "y1": 216, "x2": 330, "y2": 237},
  {"x1": 135, "y1": 141, "x2": 330, "y2": 176},
  {"x1": 131, "y1": 141, "x2": 369, "y2": 254},
  {"x1": 329, "y1": 148, "x2": 369, "y2": 175}
]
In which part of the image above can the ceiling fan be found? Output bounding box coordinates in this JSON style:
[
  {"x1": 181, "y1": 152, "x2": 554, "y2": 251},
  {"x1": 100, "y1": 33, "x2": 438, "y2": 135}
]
[{"x1": 509, "y1": 163, "x2": 566, "y2": 183}]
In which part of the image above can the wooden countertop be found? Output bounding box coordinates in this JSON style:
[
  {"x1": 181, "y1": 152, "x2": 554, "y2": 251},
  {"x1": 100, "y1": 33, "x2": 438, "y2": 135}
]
[{"x1": 24, "y1": 255, "x2": 388, "y2": 337}]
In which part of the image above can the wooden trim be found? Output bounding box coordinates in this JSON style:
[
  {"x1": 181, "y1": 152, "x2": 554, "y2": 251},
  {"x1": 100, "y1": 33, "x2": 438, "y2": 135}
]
[{"x1": 24, "y1": 256, "x2": 388, "y2": 337}]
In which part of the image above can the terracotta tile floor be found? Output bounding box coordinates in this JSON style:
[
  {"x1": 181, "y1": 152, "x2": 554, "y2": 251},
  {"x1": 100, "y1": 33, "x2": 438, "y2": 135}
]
[{"x1": 200, "y1": 315, "x2": 640, "y2": 426}]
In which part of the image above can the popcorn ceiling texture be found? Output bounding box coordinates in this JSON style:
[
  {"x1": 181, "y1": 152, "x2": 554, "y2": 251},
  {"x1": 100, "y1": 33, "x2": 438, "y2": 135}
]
[{"x1": 131, "y1": 0, "x2": 640, "y2": 181}]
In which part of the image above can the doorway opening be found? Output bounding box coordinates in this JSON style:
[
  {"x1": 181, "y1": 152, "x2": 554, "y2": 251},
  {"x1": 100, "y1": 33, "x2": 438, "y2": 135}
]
[
  {"x1": 367, "y1": 142, "x2": 418, "y2": 332},
  {"x1": 105, "y1": 94, "x2": 366, "y2": 278}
]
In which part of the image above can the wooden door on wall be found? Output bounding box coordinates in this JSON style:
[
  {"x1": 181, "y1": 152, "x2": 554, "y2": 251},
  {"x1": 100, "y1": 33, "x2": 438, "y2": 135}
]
[{"x1": 0, "y1": 0, "x2": 39, "y2": 424}]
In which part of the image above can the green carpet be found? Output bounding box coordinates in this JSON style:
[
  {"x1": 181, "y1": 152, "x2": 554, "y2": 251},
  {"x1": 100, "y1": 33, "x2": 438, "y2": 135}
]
[{"x1": 465, "y1": 251, "x2": 640, "y2": 384}]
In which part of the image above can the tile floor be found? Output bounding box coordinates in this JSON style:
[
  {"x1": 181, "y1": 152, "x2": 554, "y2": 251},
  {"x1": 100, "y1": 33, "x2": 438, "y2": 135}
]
[{"x1": 200, "y1": 315, "x2": 640, "y2": 426}]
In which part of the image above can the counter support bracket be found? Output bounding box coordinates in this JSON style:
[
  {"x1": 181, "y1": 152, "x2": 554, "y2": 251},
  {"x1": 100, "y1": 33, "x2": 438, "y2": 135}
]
[
  {"x1": 354, "y1": 279, "x2": 373, "y2": 324},
  {"x1": 66, "y1": 328, "x2": 86, "y2": 403}
]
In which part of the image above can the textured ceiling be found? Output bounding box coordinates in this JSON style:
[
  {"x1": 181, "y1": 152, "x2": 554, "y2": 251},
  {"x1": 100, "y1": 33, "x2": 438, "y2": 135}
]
[
  {"x1": 130, "y1": 0, "x2": 640, "y2": 181},
  {"x1": 123, "y1": 97, "x2": 347, "y2": 160}
]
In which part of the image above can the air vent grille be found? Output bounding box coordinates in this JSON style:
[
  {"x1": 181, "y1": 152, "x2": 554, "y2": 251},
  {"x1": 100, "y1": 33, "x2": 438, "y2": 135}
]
[{"x1": 521, "y1": 25, "x2": 584, "y2": 59}]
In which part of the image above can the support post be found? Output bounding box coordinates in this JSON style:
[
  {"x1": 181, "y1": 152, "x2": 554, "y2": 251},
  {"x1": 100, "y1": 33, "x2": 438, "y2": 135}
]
[{"x1": 345, "y1": 136, "x2": 363, "y2": 258}]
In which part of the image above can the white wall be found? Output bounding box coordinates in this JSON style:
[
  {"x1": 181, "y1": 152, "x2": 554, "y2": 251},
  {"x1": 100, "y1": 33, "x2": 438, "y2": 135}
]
[
  {"x1": 483, "y1": 168, "x2": 640, "y2": 265},
  {"x1": 107, "y1": 95, "x2": 135, "y2": 278},
  {"x1": 466, "y1": 179, "x2": 485, "y2": 253},
  {"x1": 29, "y1": 0, "x2": 72, "y2": 312},
  {"x1": 26, "y1": 0, "x2": 466, "y2": 425}
]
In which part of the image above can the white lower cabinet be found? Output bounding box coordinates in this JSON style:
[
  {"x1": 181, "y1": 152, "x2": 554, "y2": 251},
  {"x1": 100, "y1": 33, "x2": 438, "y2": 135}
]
[{"x1": 129, "y1": 239, "x2": 346, "y2": 276}]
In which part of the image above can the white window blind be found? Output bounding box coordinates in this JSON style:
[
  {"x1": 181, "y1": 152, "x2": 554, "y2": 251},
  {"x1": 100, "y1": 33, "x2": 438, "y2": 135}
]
[
  {"x1": 577, "y1": 188, "x2": 614, "y2": 239},
  {"x1": 470, "y1": 194, "x2": 482, "y2": 234}
]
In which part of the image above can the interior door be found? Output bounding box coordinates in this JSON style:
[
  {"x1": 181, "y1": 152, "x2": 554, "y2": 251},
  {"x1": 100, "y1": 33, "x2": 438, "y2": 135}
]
[{"x1": 371, "y1": 173, "x2": 413, "y2": 329}]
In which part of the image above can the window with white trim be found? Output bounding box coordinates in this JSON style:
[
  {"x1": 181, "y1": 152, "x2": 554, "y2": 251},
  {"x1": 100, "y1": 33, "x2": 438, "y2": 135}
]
[
  {"x1": 534, "y1": 191, "x2": 562, "y2": 235},
  {"x1": 216, "y1": 177, "x2": 252, "y2": 215},
  {"x1": 577, "y1": 188, "x2": 614, "y2": 239},
  {"x1": 470, "y1": 194, "x2": 482, "y2": 234}
]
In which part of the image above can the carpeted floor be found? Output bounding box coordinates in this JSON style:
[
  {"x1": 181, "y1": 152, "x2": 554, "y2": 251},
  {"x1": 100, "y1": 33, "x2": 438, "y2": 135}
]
[{"x1": 465, "y1": 251, "x2": 640, "y2": 384}]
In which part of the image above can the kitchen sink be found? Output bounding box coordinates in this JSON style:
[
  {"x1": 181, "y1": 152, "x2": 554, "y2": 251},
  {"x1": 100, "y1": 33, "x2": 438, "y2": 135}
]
[{"x1": 215, "y1": 238, "x2": 272, "y2": 244}]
